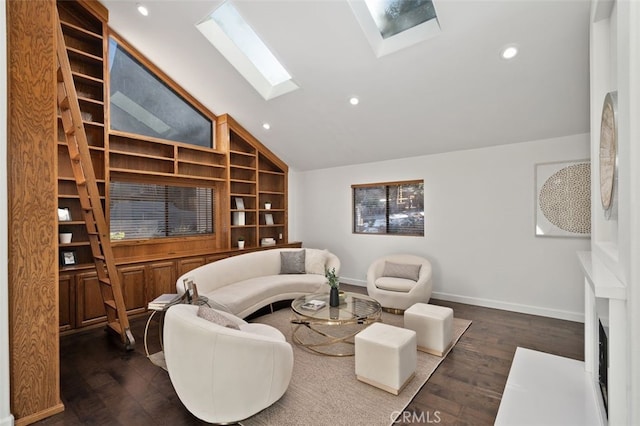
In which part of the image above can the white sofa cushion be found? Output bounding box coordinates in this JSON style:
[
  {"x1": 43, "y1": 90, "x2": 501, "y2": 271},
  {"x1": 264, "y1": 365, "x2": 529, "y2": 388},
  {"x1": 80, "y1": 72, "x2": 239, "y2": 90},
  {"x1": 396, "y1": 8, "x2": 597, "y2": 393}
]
[
  {"x1": 375, "y1": 276, "x2": 417, "y2": 292},
  {"x1": 204, "y1": 274, "x2": 327, "y2": 316}
]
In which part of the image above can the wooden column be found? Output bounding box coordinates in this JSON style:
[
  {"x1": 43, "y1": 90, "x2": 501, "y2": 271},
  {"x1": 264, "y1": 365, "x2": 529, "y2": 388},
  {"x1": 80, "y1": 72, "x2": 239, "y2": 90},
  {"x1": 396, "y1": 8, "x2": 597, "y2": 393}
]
[{"x1": 7, "y1": 0, "x2": 63, "y2": 423}]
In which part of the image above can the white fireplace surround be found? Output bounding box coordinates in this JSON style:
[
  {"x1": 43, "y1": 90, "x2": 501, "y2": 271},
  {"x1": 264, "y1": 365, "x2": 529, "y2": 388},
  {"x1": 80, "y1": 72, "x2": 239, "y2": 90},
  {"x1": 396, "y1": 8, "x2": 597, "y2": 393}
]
[{"x1": 578, "y1": 251, "x2": 627, "y2": 425}]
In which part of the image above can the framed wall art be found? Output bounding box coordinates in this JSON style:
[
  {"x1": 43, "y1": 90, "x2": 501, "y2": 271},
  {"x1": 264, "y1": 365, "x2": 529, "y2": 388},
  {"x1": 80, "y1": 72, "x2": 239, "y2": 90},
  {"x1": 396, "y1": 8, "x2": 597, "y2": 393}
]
[
  {"x1": 60, "y1": 250, "x2": 77, "y2": 266},
  {"x1": 535, "y1": 160, "x2": 591, "y2": 238}
]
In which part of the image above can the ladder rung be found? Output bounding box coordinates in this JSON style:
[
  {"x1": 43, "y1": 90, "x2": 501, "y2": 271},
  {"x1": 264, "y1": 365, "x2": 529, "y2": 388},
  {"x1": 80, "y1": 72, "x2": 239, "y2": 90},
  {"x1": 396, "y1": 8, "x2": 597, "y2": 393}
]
[
  {"x1": 99, "y1": 277, "x2": 111, "y2": 286},
  {"x1": 104, "y1": 300, "x2": 117, "y2": 310},
  {"x1": 94, "y1": 254, "x2": 106, "y2": 261}
]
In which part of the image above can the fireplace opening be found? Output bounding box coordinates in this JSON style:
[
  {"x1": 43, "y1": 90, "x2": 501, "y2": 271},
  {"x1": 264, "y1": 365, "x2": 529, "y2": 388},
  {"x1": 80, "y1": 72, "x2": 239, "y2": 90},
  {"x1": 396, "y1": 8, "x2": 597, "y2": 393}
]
[{"x1": 598, "y1": 320, "x2": 609, "y2": 416}]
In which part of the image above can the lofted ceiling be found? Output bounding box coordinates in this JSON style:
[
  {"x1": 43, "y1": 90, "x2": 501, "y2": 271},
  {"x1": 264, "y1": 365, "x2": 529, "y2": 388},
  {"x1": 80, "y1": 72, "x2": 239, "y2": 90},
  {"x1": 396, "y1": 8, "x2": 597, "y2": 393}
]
[{"x1": 101, "y1": 0, "x2": 591, "y2": 171}]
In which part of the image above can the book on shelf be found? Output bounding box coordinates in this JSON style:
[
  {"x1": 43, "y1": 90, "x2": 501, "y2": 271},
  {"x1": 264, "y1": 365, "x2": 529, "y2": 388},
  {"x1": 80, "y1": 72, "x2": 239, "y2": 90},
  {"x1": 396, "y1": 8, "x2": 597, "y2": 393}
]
[
  {"x1": 148, "y1": 293, "x2": 181, "y2": 310},
  {"x1": 301, "y1": 300, "x2": 326, "y2": 311},
  {"x1": 233, "y1": 211, "x2": 245, "y2": 226}
]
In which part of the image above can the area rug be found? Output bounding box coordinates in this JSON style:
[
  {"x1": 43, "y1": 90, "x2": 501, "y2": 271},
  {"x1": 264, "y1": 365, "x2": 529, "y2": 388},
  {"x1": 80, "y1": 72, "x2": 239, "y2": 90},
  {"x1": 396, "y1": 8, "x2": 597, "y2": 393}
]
[{"x1": 240, "y1": 308, "x2": 472, "y2": 426}]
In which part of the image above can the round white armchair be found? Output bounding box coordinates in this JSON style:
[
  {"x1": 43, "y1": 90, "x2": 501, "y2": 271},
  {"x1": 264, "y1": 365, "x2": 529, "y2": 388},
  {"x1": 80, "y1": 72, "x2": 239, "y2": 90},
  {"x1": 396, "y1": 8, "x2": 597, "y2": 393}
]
[
  {"x1": 164, "y1": 304, "x2": 293, "y2": 423},
  {"x1": 366, "y1": 254, "x2": 433, "y2": 313}
]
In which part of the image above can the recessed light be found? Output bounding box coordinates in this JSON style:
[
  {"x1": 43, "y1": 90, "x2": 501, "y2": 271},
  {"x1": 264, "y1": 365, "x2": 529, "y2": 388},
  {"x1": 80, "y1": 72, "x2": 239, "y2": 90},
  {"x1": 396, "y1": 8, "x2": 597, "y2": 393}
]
[
  {"x1": 349, "y1": 97, "x2": 360, "y2": 105},
  {"x1": 137, "y1": 4, "x2": 149, "y2": 17},
  {"x1": 501, "y1": 45, "x2": 518, "y2": 60},
  {"x1": 262, "y1": 123, "x2": 271, "y2": 130}
]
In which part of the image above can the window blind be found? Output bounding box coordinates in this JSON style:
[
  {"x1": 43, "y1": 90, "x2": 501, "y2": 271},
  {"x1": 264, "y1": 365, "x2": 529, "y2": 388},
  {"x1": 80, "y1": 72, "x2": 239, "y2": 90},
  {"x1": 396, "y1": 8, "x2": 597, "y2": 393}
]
[
  {"x1": 109, "y1": 181, "x2": 213, "y2": 240},
  {"x1": 353, "y1": 180, "x2": 424, "y2": 236}
]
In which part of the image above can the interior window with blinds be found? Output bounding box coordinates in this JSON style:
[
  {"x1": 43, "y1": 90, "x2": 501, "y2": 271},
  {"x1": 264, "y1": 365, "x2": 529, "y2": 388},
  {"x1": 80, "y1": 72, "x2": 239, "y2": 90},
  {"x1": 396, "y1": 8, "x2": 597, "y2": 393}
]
[
  {"x1": 109, "y1": 182, "x2": 214, "y2": 240},
  {"x1": 353, "y1": 180, "x2": 424, "y2": 235}
]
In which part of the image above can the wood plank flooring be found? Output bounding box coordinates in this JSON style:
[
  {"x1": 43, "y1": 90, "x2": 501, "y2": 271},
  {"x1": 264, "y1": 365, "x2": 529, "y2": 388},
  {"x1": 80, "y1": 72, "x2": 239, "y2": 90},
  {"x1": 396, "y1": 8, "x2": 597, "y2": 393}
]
[{"x1": 37, "y1": 285, "x2": 583, "y2": 425}]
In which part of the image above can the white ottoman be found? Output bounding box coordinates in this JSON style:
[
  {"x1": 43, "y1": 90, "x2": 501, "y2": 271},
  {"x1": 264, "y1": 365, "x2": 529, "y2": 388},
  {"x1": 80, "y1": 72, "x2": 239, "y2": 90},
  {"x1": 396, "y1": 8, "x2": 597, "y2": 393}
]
[
  {"x1": 355, "y1": 322, "x2": 416, "y2": 395},
  {"x1": 404, "y1": 303, "x2": 454, "y2": 357}
]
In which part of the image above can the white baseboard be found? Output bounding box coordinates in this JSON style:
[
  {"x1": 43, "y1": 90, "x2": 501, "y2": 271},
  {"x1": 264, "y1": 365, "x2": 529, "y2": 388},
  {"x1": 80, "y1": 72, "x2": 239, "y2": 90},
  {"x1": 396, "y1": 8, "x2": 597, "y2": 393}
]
[
  {"x1": 339, "y1": 277, "x2": 584, "y2": 322},
  {"x1": 432, "y1": 291, "x2": 584, "y2": 323},
  {"x1": 0, "y1": 414, "x2": 14, "y2": 426},
  {"x1": 340, "y1": 277, "x2": 366, "y2": 287}
]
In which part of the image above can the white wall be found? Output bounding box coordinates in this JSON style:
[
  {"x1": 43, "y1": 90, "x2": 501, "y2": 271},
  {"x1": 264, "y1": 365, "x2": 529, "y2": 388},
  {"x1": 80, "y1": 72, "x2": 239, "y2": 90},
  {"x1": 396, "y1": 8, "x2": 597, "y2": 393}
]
[
  {"x1": 291, "y1": 134, "x2": 590, "y2": 321},
  {"x1": 0, "y1": 2, "x2": 14, "y2": 425}
]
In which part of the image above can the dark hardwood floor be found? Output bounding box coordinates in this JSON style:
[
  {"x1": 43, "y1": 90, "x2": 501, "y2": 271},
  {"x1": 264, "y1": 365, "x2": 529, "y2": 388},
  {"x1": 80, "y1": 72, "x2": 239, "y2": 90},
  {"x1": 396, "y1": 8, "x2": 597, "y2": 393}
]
[{"x1": 38, "y1": 285, "x2": 583, "y2": 425}]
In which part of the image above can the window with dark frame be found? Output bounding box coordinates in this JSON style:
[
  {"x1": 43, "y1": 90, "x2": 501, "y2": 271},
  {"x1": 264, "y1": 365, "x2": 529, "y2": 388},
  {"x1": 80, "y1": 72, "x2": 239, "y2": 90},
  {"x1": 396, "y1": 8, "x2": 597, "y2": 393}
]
[
  {"x1": 108, "y1": 38, "x2": 214, "y2": 148},
  {"x1": 109, "y1": 181, "x2": 214, "y2": 241},
  {"x1": 353, "y1": 180, "x2": 424, "y2": 235}
]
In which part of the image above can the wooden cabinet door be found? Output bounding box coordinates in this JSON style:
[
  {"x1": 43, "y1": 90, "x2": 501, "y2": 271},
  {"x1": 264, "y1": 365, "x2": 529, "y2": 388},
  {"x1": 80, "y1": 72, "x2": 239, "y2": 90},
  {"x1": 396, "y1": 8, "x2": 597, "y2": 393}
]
[
  {"x1": 177, "y1": 257, "x2": 206, "y2": 276},
  {"x1": 76, "y1": 271, "x2": 106, "y2": 327},
  {"x1": 118, "y1": 265, "x2": 147, "y2": 315},
  {"x1": 148, "y1": 261, "x2": 177, "y2": 302},
  {"x1": 59, "y1": 273, "x2": 75, "y2": 331}
]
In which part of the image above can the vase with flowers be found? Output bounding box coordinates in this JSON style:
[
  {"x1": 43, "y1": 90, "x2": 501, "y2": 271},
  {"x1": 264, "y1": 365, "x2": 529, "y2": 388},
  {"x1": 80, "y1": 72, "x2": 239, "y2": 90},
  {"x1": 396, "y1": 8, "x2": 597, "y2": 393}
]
[{"x1": 325, "y1": 266, "x2": 340, "y2": 307}]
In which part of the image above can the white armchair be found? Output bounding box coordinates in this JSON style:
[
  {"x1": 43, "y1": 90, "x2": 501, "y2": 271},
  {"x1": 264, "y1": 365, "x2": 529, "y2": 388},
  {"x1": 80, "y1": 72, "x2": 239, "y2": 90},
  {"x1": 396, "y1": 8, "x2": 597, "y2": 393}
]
[
  {"x1": 366, "y1": 254, "x2": 433, "y2": 313},
  {"x1": 163, "y1": 304, "x2": 293, "y2": 424}
]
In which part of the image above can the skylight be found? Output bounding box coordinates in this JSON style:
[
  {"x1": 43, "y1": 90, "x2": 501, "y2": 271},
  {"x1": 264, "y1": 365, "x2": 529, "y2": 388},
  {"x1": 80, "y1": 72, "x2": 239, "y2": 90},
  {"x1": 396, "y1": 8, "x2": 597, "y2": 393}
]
[
  {"x1": 349, "y1": 0, "x2": 441, "y2": 57},
  {"x1": 364, "y1": 0, "x2": 437, "y2": 39},
  {"x1": 196, "y1": 1, "x2": 298, "y2": 100}
]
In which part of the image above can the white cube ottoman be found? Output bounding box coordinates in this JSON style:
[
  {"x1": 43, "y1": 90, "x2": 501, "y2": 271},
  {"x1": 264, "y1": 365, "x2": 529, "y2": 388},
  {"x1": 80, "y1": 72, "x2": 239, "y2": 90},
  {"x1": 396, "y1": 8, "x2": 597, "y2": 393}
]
[
  {"x1": 355, "y1": 322, "x2": 416, "y2": 395},
  {"x1": 404, "y1": 303, "x2": 454, "y2": 356}
]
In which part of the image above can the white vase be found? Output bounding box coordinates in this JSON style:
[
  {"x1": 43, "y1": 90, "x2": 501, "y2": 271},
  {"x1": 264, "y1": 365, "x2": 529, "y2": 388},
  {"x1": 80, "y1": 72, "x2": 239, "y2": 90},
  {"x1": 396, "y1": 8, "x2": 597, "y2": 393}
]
[
  {"x1": 59, "y1": 233, "x2": 72, "y2": 244},
  {"x1": 265, "y1": 203, "x2": 272, "y2": 210},
  {"x1": 238, "y1": 240, "x2": 245, "y2": 249}
]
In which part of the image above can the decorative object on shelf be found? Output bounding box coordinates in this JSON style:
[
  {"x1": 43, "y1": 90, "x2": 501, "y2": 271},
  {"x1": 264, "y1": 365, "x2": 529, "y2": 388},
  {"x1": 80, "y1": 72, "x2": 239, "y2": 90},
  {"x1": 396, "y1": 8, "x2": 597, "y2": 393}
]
[
  {"x1": 265, "y1": 213, "x2": 274, "y2": 225},
  {"x1": 599, "y1": 91, "x2": 618, "y2": 220},
  {"x1": 59, "y1": 232, "x2": 72, "y2": 244},
  {"x1": 234, "y1": 197, "x2": 245, "y2": 210},
  {"x1": 58, "y1": 207, "x2": 71, "y2": 221},
  {"x1": 325, "y1": 267, "x2": 340, "y2": 307},
  {"x1": 265, "y1": 201, "x2": 272, "y2": 210},
  {"x1": 261, "y1": 237, "x2": 276, "y2": 247},
  {"x1": 535, "y1": 160, "x2": 591, "y2": 238},
  {"x1": 60, "y1": 250, "x2": 77, "y2": 266},
  {"x1": 237, "y1": 237, "x2": 245, "y2": 249}
]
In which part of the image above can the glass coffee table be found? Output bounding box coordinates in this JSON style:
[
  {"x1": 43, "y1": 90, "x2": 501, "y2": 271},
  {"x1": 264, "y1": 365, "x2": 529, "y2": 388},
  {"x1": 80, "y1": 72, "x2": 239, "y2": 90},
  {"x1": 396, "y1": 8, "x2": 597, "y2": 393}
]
[{"x1": 290, "y1": 291, "x2": 381, "y2": 356}]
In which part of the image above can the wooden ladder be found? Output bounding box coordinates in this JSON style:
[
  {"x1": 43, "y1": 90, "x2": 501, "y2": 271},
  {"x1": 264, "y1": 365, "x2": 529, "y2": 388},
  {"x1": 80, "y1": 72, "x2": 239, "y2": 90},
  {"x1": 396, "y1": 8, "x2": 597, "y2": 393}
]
[{"x1": 56, "y1": 17, "x2": 135, "y2": 350}]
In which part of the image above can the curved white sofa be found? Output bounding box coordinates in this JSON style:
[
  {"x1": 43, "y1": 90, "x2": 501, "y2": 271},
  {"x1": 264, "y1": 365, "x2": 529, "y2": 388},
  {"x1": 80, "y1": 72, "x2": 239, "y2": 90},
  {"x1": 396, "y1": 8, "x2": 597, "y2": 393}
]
[
  {"x1": 366, "y1": 254, "x2": 433, "y2": 312},
  {"x1": 176, "y1": 248, "x2": 340, "y2": 318},
  {"x1": 164, "y1": 304, "x2": 293, "y2": 423}
]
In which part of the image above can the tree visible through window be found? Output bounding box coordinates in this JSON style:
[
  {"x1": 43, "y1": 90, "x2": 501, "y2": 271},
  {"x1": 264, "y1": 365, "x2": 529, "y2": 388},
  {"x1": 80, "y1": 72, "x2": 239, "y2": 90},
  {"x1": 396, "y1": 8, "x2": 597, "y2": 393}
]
[{"x1": 353, "y1": 180, "x2": 424, "y2": 235}]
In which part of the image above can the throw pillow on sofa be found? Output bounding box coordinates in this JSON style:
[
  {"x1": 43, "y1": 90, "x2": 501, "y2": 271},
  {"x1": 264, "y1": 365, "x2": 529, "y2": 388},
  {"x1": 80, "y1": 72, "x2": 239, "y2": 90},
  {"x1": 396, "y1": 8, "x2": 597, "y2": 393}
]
[
  {"x1": 382, "y1": 261, "x2": 421, "y2": 281},
  {"x1": 197, "y1": 306, "x2": 240, "y2": 329},
  {"x1": 305, "y1": 249, "x2": 328, "y2": 275},
  {"x1": 280, "y1": 250, "x2": 306, "y2": 274}
]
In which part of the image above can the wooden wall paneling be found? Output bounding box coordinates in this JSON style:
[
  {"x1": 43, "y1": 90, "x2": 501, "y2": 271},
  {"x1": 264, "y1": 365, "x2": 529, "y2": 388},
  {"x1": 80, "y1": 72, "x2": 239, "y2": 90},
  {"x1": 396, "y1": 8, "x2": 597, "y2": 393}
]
[
  {"x1": 147, "y1": 261, "x2": 177, "y2": 300},
  {"x1": 118, "y1": 266, "x2": 147, "y2": 314},
  {"x1": 7, "y1": 0, "x2": 64, "y2": 423}
]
